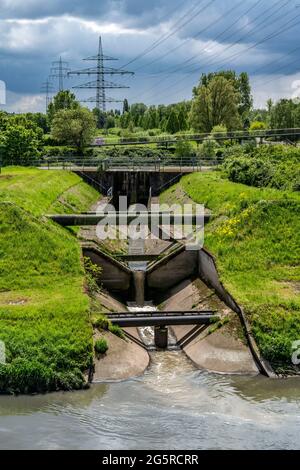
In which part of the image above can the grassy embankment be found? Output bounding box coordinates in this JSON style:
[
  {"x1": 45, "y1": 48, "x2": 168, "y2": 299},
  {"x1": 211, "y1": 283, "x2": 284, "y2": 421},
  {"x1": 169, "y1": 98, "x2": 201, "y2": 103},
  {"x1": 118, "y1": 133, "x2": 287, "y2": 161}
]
[
  {"x1": 0, "y1": 167, "x2": 100, "y2": 393},
  {"x1": 161, "y1": 172, "x2": 300, "y2": 371}
]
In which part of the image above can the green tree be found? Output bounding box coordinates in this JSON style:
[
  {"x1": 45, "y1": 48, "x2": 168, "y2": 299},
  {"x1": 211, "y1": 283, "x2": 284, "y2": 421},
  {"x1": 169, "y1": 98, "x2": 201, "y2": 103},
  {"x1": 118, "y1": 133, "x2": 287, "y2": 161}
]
[
  {"x1": 178, "y1": 108, "x2": 187, "y2": 131},
  {"x1": 0, "y1": 124, "x2": 40, "y2": 166},
  {"x1": 51, "y1": 107, "x2": 96, "y2": 154},
  {"x1": 47, "y1": 91, "x2": 79, "y2": 123},
  {"x1": 93, "y1": 108, "x2": 106, "y2": 129},
  {"x1": 0, "y1": 111, "x2": 9, "y2": 131},
  {"x1": 211, "y1": 124, "x2": 227, "y2": 139},
  {"x1": 238, "y1": 72, "x2": 253, "y2": 119},
  {"x1": 175, "y1": 139, "x2": 193, "y2": 160},
  {"x1": 120, "y1": 111, "x2": 131, "y2": 129},
  {"x1": 196, "y1": 71, "x2": 252, "y2": 120},
  {"x1": 123, "y1": 99, "x2": 129, "y2": 114},
  {"x1": 189, "y1": 76, "x2": 241, "y2": 132},
  {"x1": 166, "y1": 109, "x2": 180, "y2": 134},
  {"x1": 199, "y1": 137, "x2": 219, "y2": 160},
  {"x1": 105, "y1": 115, "x2": 115, "y2": 129},
  {"x1": 270, "y1": 99, "x2": 295, "y2": 129},
  {"x1": 130, "y1": 103, "x2": 147, "y2": 126}
]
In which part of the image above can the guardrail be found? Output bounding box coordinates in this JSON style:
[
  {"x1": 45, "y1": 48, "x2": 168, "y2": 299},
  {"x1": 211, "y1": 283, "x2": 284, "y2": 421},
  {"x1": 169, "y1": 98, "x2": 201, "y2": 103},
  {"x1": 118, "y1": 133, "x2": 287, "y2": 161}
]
[
  {"x1": 10, "y1": 155, "x2": 223, "y2": 171},
  {"x1": 90, "y1": 127, "x2": 300, "y2": 147}
]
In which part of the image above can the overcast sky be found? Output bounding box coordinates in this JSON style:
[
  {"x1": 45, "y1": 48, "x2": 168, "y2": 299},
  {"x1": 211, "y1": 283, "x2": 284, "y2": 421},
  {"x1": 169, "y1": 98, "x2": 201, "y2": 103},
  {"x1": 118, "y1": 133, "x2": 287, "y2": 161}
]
[{"x1": 1, "y1": 0, "x2": 300, "y2": 113}]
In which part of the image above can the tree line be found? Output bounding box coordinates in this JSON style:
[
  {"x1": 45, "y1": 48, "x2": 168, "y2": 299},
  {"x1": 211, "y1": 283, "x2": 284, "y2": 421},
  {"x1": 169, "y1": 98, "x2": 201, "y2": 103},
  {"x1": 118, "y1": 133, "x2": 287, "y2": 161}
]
[{"x1": 1, "y1": 69, "x2": 300, "y2": 165}]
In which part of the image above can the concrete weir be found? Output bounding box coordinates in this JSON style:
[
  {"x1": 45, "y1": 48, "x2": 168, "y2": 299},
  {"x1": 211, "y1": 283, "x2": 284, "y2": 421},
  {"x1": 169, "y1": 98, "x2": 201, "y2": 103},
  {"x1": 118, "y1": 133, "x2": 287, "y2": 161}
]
[
  {"x1": 64, "y1": 168, "x2": 274, "y2": 379},
  {"x1": 81, "y1": 237, "x2": 268, "y2": 376}
]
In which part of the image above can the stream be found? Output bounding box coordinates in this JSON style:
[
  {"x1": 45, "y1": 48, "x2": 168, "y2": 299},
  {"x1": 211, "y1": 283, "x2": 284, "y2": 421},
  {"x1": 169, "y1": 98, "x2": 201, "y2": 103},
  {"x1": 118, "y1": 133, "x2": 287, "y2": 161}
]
[{"x1": 0, "y1": 350, "x2": 300, "y2": 449}]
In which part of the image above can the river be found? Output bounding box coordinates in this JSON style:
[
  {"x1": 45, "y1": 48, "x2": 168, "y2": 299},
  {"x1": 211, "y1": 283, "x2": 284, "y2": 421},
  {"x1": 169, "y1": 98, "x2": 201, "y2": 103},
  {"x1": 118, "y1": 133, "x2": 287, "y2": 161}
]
[{"x1": 0, "y1": 349, "x2": 300, "y2": 450}]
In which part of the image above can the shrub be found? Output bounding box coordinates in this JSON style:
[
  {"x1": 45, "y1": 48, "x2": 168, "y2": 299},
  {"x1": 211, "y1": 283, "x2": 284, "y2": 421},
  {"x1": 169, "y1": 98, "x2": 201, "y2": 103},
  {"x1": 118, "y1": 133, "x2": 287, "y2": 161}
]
[
  {"x1": 93, "y1": 315, "x2": 110, "y2": 330},
  {"x1": 43, "y1": 145, "x2": 78, "y2": 158},
  {"x1": 174, "y1": 139, "x2": 194, "y2": 160},
  {"x1": 222, "y1": 144, "x2": 300, "y2": 191},
  {"x1": 211, "y1": 125, "x2": 227, "y2": 141},
  {"x1": 224, "y1": 156, "x2": 275, "y2": 188},
  {"x1": 250, "y1": 121, "x2": 267, "y2": 132},
  {"x1": 94, "y1": 338, "x2": 108, "y2": 355},
  {"x1": 84, "y1": 257, "x2": 102, "y2": 296},
  {"x1": 0, "y1": 124, "x2": 41, "y2": 166},
  {"x1": 198, "y1": 137, "x2": 220, "y2": 160},
  {"x1": 109, "y1": 324, "x2": 125, "y2": 339}
]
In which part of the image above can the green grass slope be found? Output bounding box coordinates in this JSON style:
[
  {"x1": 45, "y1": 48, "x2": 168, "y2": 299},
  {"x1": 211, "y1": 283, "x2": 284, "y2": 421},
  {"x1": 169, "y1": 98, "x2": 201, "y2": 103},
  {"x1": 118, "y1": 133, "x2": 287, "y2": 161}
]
[
  {"x1": 0, "y1": 166, "x2": 99, "y2": 215},
  {"x1": 161, "y1": 172, "x2": 300, "y2": 370},
  {"x1": 0, "y1": 167, "x2": 100, "y2": 393}
]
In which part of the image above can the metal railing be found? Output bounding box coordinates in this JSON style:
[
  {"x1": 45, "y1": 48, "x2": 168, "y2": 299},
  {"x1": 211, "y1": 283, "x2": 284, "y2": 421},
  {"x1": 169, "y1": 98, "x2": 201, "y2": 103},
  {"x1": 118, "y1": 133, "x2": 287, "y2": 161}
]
[
  {"x1": 17, "y1": 155, "x2": 224, "y2": 171},
  {"x1": 90, "y1": 127, "x2": 300, "y2": 147}
]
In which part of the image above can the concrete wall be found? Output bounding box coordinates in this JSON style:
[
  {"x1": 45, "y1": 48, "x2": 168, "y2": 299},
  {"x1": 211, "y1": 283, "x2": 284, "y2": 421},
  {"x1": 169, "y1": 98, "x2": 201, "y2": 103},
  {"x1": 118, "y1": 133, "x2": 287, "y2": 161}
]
[
  {"x1": 82, "y1": 247, "x2": 131, "y2": 293},
  {"x1": 198, "y1": 249, "x2": 240, "y2": 312},
  {"x1": 147, "y1": 249, "x2": 198, "y2": 291},
  {"x1": 76, "y1": 170, "x2": 183, "y2": 206}
]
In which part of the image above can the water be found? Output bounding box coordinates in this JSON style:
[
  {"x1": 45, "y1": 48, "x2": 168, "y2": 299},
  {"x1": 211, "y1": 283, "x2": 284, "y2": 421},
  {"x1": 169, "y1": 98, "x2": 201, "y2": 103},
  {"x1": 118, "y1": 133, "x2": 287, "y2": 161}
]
[
  {"x1": 1, "y1": 350, "x2": 300, "y2": 450},
  {"x1": 132, "y1": 271, "x2": 146, "y2": 307}
]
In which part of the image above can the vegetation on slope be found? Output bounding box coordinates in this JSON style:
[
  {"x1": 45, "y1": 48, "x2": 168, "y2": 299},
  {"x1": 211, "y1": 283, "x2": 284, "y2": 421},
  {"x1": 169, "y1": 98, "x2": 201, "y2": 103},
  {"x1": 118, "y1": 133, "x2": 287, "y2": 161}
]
[
  {"x1": 222, "y1": 144, "x2": 300, "y2": 192},
  {"x1": 0, "y1": 167, "x2": 100, "y2": 393},
  {"x1": 161, "y1": 172, "x2": 300, "y2": 369}
]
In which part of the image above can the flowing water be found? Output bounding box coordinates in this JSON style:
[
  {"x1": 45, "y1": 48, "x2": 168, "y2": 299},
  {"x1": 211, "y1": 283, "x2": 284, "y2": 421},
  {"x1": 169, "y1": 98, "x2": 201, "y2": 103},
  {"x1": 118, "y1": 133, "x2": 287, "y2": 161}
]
[{"x1": 1, "y1": 350, "x2": 300, "y2": 450}]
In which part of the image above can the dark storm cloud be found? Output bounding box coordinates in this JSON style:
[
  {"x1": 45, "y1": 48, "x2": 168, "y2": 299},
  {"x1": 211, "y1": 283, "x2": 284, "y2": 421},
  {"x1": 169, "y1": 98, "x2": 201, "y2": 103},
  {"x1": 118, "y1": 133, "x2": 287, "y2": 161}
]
[
  {"x1": 0, "y1": 0, "x2": 179, "y2": 24},
  {"x1": 0, "y1": 0, "x2": 300, "y2": 110}
]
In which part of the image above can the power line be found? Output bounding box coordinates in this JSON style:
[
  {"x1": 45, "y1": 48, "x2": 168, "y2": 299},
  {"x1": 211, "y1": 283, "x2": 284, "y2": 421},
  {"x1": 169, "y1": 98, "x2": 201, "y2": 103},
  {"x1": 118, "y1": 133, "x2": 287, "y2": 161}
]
[
  {"x1": 144, "y1": 3, "x2": 299, "y2": 105},
  {"x1": 187, "y1": 0, "x2": 291, "y2": 72},
  {"x1": 120, "y1": 0, "x2": 205, "y2": 69},
  {"x1": 252, "y1": 56, "x2": 300, "y2": 87},
  {"x1": 130, "y1": 0, "x2": 257, "y2": 102},
  {"x1": 133, "y1": 0, "x2": 218, "y2": 73}
]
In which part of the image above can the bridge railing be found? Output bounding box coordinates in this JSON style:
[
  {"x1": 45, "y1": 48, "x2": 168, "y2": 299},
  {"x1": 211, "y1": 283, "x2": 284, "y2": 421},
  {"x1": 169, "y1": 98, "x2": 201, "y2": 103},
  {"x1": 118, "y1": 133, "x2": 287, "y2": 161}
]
[
  {"x1": 90, "y1": 127, "x2": 300, "y2": 147},
  {"x1": 17, "y1": 155, "x2": 224, "y2": 171}
]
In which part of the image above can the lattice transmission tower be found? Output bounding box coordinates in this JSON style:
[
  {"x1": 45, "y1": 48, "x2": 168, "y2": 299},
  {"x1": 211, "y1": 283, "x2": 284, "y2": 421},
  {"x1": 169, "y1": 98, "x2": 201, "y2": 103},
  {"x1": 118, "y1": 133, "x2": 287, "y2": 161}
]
[
  {"x1": 50, "y1": 57, "x2": 70, "y2": 92},
  {"x1": 68, "y1": 36, "x2": 134, "y2": 111},
  {"x1": 40, "y1": 79, "x2": 55, "y2": 112}
]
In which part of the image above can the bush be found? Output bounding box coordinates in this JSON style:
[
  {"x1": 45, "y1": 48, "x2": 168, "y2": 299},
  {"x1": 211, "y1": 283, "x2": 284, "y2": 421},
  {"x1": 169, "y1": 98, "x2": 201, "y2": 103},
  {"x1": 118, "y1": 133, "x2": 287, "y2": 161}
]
[
  {"x1": 250, "y1": 121, "x2": 267, "y2": 133},
  {"x1": 109, "y1": 324, "x2": 125, "y2": 339},
  {"x1": 224, "y1": 156, "x2": 275, "y2": 188},
  {"x1": 93, "y1": 315, "x2": 110, "y2": 330},
  {"x1": 43, "y1": 146, "x2": 78, "y2": 158},
  {"x1": 222, "y1": 144, "x2": 300, "y2": 191},
  {"x1": 96, "y1": 146, "x2": 174, "y2": 162},
  {"x1": 175, "y1": 139, "x2": 194, "y2": 160},
  {"x1": 211, "y1": 125, "x2": 227, "y2": 141},
  {"x1": 0, "y1": 124, "x2": 41, "y2": 166},
  {"x1": 94, "y1": 338, "x2": 108, "y2": 355},
  {"x1": 84, "y1": 257, "x2": 102, "y2": 296},
  {"x1": 198, "y1": 137, "x2": 220, "y2": 160}
]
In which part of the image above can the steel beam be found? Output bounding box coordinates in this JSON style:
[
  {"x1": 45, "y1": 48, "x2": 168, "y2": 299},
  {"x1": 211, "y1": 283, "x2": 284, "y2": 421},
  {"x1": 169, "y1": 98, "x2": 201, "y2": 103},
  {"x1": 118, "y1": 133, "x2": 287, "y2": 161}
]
[{"x1": 49, "y1": 212, "x2": 211, "y2": 227}]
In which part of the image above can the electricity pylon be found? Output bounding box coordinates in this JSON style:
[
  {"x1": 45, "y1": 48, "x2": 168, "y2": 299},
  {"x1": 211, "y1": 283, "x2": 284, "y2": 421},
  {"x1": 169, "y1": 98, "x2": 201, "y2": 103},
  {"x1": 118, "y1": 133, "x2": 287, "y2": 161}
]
[
  {"x1": 68, "y1": 36, "x2": 134, "y2": 112},
  {"x1": 50, "y1": 57, "x2": 70, "y2": 92},
  {"x1": 41, "y1": 79, "x2": 55, "y2": 112}
]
